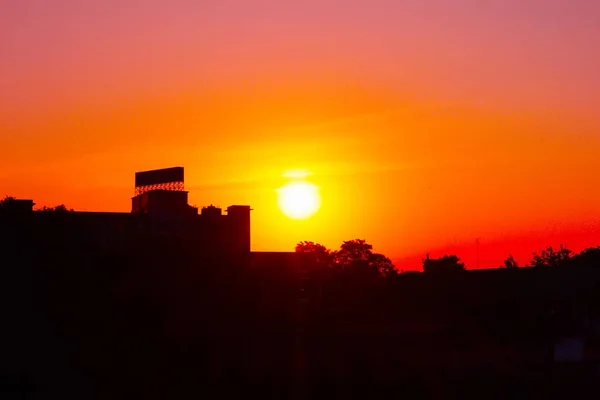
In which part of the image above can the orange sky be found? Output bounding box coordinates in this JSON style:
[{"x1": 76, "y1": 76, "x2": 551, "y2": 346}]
[{"x1": 2, "y1": 0, "x2": 600, "y2": 269}]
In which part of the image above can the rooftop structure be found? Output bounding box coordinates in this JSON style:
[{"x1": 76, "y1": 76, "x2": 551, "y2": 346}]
[{"x1": 134, "y1": 166, "x2": 184, "y2": 195}]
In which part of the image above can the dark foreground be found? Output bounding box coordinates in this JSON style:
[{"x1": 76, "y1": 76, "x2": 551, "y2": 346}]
[{"x1": 2, "y1": 238, "x2": 600, "y2": 398}]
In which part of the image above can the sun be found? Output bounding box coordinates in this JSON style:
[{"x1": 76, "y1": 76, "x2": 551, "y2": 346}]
[{"x1": 277, "y1": 180, "x2": 321, "y2": 220}]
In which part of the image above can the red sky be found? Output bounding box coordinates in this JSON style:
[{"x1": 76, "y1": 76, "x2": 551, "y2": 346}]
[{"x1": 2, "y1": 0, "x2": 600, "y2": 269}]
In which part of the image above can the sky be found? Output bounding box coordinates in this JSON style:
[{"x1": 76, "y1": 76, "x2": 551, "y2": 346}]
[{"x1": 2, "y1": 0, "x2": 600, "y2": 269}]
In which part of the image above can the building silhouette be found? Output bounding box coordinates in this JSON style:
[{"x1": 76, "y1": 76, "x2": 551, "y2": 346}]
[
  {"x1": 1, "y1": 165, "x2": 319, "y2": 301},
  {"x1": 0, "y1": 167, "x2": 252, "y2": 254}
]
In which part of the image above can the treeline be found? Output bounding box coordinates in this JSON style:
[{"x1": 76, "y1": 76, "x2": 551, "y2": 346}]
[
  {"x1": 296, "y1": 239, "x2": 600, "y2": 275},
  {"x1": 0, "y1": 196, "x2": 73, "y2": 212},
  {"x1": 499, "y1": 246, "x2": 600, "y2": 269}
]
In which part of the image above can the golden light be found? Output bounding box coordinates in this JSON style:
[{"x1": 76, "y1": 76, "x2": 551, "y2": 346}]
[
  {"x1": 282, "y1": 169, "x2": 312, "y2": 179},
  {"x1": 277, "y1": 180, "x2": 321, "y2": 220}
]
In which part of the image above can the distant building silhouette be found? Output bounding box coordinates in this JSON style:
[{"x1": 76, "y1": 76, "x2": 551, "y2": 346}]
[
  {"x1": 0, "y1": 167, "x2": 252, "y2": 254},
  {"x1": 1, "y1": 166, "x2": 324, "y2": 281},
  {"x1": 0, "y1": 198, "x2": 35, "y2": 213}
]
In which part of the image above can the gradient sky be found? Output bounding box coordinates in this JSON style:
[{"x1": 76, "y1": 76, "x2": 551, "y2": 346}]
[{"x1": 2, "y1": 0, "x2": 600, "y2": 269}]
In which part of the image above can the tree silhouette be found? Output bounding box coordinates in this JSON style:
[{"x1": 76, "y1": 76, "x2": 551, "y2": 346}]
[
  {"x1": 38, "y1": 204, "x2": 74, "y2": 212},
  {"x1": 0, "y1": 196, "x2": 16, "y2": 208},
  {"x1": 296, "y1": 241, "x2": 329, "y2": 255},
  {"x1": 530, "y1": 245, "x2": 572, "y2": 268},
  {"x1": 333, "y1": 239, "x2": 373, "y2": 265},
  {"x1": 295, "y1": 241, "x2": 332, "y2": 266},
  {"x1": 569, "y1": 246, "x2": 600, "y2": 268},
  {"x1": 368, "y1": 253, "x2": 397, "y2": 277},
  {"x1": 503, "y1": 254, "x2": 519, "y2": 269},
  {"x1": 331, "y1": 239, "x2": 396, "y2": 276},
  {"x1": 422, "y1": 254, "x2": 465, "y2": 273}
]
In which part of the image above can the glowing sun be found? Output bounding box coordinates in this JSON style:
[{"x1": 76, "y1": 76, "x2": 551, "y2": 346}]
[{"x1": 277, "y1": 180, "x2": 321, "y2": 220}]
